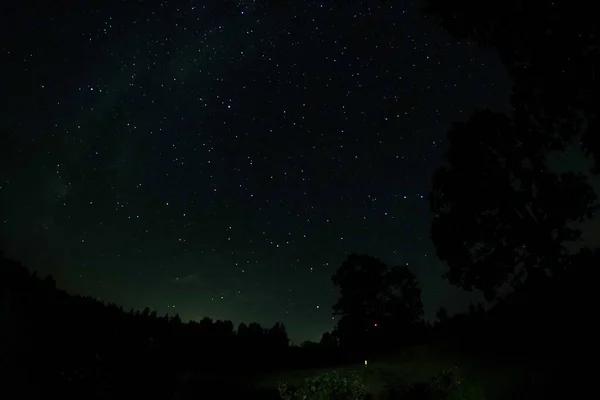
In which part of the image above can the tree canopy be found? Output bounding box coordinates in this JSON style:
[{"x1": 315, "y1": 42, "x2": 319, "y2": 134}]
[
  {"x1": 424, "y1": 0, "x2": 600, "y2": 301},
  {"x1": 331, "y1": 253, "x2": 423, "y2": 353},
  {"x1": 422, "y1": 0, "x2": 600, "y2": 174},
  {"x1": 429, "y1": 109, "x2": 597, "y2": 300}
]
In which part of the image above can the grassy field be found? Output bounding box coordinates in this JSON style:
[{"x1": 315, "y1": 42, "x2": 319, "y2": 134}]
[{"x1": 251, "y1": 345, "x2": 552, "y2": 400}]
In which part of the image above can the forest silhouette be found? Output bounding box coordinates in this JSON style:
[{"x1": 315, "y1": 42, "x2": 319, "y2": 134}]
[
  {"x1": 2, "y1": 0, "x2": 599, "y2": 398},
  {"x1": 1, "y1": 243, "x2": 596, "y2": 398}
]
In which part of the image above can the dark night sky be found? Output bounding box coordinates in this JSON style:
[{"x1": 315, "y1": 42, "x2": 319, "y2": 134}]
[{"x1": 1, "y1": 0, "x2": 550, "y2": 343}]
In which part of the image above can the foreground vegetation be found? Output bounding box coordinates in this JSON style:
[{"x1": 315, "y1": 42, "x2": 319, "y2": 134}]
[
  {"x1": 1, "y1": 248, "x2": 588, "y2": 399},
  {"x1": 251, "y1": 344, "x2": 562, "y2": 400}
]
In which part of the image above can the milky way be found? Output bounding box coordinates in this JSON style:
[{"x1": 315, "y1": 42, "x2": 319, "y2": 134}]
[{"x1": 1, "y1": 1, "x2": 513, "y2": 342}]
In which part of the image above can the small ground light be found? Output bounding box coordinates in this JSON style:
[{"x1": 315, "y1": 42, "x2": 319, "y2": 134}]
[{"x1": 364, "y1": 360, "x2": 368, "y2": 366}]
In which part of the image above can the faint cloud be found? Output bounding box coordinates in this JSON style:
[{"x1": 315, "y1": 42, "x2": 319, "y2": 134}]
[
  {"x1": 45, "y1": 174, "x2": 70, "y2": 199},
  {"x1": 172, "y1": 272, "x2": 201, "y2": 284}
]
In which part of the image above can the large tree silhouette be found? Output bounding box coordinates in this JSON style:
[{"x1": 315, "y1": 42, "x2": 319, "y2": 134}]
[
  {"x1": 423, "y1": 0, "x2": 600, "y2": 301},
  {"x1": 331, "y1": 253, "x2": 423, "y2": 354},
  {"x1": 429, "y1": 109, "x2": 597, "y2": 301}
]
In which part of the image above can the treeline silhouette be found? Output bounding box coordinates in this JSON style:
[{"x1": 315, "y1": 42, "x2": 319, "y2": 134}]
[
  {"x1": 3, "y1": 245, "x2": 596, "y2": 398},
  {"x1": 0, "y1": 251, "x2": 336, "y2": 399},
  {"x1": 2, "y1": 243, "x2": 597, "y2": 398}
]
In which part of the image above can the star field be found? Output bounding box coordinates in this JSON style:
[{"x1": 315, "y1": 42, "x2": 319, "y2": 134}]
[{"x1": 1, "y1": 1, "x2": 513, "y2": 342}]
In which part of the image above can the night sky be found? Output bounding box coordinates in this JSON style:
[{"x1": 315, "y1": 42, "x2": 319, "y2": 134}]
[{"x1": 1, "y1": 0, "x2": 523, "y2": 343}]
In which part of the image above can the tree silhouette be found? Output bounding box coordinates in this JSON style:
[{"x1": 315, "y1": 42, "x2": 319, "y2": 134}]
[
  {"x1": 319, "y1": 331, "x2": 339, "y2": 349},
  {"x1": 435, "y1": 307, "x2": 448, "y2": 325},
  {"x1": 0, "y1": 251, "x2": 295, "y2": 398},
  {"x1": 423, "y1": 1, "x2": 599, "y2": 363},
  {"x1": 429, "y1": 109, "x2": 597, "y2": 301},
  {"x1": 266, "y1": 321, "x2": 290, "y2": 348},
  {"x1": 422, "y1": 0, "x2": 600, "y2": 175},
  {"x1": 331, "y1": 253, "x2": 423, "y2": 354}
]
